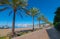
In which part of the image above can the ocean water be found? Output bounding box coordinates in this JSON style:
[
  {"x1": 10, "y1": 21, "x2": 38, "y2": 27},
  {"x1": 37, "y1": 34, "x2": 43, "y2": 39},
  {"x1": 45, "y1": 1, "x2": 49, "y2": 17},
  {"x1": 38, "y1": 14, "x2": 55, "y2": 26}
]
[{"x1": 9, "y1": 26, "x2": 30, "y2": 28}]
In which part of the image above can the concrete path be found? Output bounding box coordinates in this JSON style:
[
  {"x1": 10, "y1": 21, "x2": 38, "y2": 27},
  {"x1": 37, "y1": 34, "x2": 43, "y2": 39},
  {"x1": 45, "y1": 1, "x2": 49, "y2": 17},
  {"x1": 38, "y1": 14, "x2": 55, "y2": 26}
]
[
  {"x1": 46, "y1": 28, "x2": 60, "y2": 39},
  {"x1": 12, "y1": 29, "x2": 49, "y2": 39}
]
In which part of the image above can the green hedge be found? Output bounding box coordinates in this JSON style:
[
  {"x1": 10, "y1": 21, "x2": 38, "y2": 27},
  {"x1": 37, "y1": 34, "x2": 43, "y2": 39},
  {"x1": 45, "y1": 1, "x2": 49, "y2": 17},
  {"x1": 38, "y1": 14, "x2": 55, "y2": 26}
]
[{"x1": 54, "y1": 22, "x2": 60, "y2": 31}]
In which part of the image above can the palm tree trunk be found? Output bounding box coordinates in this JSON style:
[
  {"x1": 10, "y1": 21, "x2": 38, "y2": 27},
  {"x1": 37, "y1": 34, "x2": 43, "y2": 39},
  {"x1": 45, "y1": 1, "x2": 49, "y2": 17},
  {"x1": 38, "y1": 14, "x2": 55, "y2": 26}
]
[
  {"x1": 32, "y1": 16, "x2": 34, "y2": 31},
  {"x1": 39, "y1": 21, "x2": 40, "y2": 29},
  {"x1": 12, "y1": 8, "x2": 16, "y2": 36}
]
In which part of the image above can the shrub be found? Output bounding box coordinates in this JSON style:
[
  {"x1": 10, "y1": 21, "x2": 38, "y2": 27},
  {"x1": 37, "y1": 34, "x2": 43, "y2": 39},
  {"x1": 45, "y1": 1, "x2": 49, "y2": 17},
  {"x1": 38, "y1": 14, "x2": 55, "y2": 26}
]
[{"x1": 54, "y1": 22, "x2": 60, "y2": 31}]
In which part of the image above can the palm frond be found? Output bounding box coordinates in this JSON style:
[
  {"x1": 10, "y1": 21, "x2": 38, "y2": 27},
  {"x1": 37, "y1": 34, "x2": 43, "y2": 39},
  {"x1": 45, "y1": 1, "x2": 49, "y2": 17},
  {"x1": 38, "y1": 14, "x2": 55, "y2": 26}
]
[
  {"x1": 20, "y1": 7, "x2": 30, "y2": 16},
  {"x1": 9, "y1": 11, "x2": 12, "y2": 16},
  {"x1": 18, "y1": 12, "x2": 23, "y2": 19},
  {"x1": 0, "y1": 7, "x2": 8, "y2": 12},
  {"x1": 0, "y1": 0, "x2": 10, "y2": 5},
  {"x1": 37, "y1": 17, "x2": 41, "y2": 21},
  {"x1": 12, "y1": 0, "x2": 19, "y2": 5},
  {"x1": 21, "y1": 7, "x2": 28, "y2": 11},
  {"x1": 37, "y1": 14, "x2": 46, "y2": 21},
  {"x1": 0, "y1": 4, "x2": 6, "y2": 6},
  {"x1": 18, "y1": 0, "x2": 28, "y2": 8},
  {"x1": 29, "y1": 7, "x2": 39, "y2": 16}
]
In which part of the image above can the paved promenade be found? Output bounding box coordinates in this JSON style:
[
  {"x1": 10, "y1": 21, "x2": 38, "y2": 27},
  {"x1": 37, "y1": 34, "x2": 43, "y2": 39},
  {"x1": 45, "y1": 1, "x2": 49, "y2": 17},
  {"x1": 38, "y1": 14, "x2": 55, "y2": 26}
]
[
  {"x1": 12, "y1": 29, "x2": 49, "y2": 39},
  {"x1": 46, "y1": 28, "x2": 60, "y2": 39}
]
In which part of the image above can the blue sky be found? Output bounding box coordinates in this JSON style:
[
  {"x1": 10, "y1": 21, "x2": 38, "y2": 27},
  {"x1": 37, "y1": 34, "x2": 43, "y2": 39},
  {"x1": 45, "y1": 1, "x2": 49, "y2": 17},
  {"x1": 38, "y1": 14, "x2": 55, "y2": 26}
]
[{"x1": 0, "y1": 0, "x2": 60, "y2": 26}]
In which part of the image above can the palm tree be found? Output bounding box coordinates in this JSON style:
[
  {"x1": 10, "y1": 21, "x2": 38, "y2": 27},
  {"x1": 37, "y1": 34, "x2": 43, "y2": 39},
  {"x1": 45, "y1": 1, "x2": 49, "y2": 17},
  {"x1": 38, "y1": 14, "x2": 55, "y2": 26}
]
[
  {"x1": 28, "y1": 7, "x2": 39, "y2": 30},
  {"x1": 0, "y1": 0, "x2": 29, "y2": 36},
  {"x1": 37, "y1": 15, "x2": 45, "y2": 29},
  {"x1": 42, "y1": 16, "x2": 52, "y2": 26},
  {"x1": 37, "y1": 14, "x2": 52, "y2": 29},
  {"x1": 37, "y1": 16, "x2": 41, "y2": 28}
]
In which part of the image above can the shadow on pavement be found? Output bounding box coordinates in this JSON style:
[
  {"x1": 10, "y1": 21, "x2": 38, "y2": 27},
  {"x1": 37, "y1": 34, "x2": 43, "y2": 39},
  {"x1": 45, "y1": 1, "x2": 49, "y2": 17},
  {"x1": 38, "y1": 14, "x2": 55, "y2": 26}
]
[{"x1": 46, "y1": 28, "x2": 60, "y2": 39}]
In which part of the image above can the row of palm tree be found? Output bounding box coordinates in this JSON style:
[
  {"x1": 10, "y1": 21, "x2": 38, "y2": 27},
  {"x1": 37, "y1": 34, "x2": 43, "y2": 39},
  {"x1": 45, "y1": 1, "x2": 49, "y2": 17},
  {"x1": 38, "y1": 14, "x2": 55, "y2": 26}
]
[
  {"x1": 27, "y1": 8, "x2": 50, "y2": 30},
  {"x1": 37, "y1": 14, "x2": 49, "y2": 29},
  {"x1": 0, "y1": 0, "x2": 50, "y2": 37}
]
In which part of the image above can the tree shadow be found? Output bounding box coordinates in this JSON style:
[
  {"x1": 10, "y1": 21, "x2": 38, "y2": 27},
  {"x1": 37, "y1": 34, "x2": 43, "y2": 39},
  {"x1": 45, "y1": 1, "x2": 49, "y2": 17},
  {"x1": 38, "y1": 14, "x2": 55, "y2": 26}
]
[{"x1": 46, "y1": 27, "x2": 60, "y2": 39}]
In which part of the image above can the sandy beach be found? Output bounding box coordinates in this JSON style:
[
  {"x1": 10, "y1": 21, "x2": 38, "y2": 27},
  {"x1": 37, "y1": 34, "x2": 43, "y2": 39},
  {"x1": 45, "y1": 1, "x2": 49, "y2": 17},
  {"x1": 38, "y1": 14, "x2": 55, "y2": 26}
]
[{"x1": 0, "y1": 28, "x2": 32, "y2": 37}]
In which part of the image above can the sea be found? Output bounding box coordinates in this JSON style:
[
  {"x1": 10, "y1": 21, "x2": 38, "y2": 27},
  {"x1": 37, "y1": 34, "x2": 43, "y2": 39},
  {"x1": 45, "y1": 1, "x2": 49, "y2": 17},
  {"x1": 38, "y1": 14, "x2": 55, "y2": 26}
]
[{"x1": 9, "y1": 26, "x2": 31, "y2": 28}]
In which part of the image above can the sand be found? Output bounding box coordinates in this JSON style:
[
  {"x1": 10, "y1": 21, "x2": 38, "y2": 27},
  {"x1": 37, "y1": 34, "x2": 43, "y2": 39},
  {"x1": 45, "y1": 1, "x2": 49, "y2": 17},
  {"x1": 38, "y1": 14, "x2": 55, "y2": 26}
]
[{"x1": 0, "y1": 28, "x2": 32, "y2": 37}]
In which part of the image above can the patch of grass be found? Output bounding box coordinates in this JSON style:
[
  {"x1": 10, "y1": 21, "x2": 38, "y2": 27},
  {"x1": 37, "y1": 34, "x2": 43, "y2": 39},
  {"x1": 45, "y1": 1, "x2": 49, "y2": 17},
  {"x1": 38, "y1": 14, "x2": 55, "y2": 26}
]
[
  {"x1": 17, "y1": 30, "x2": 33, "y2": 36},
  {"x1": 0, "y1": 36, "x2": 6, "y2": 39},
  {"x1": 0, "y1": 36, "x2": 11, "y2": 39},
  {"x1": 17, "y1": 32, "x2": 29, "y2": 36},
  {"x1": 40, "y1": 27, "x2": 43, "y2": 29}
]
